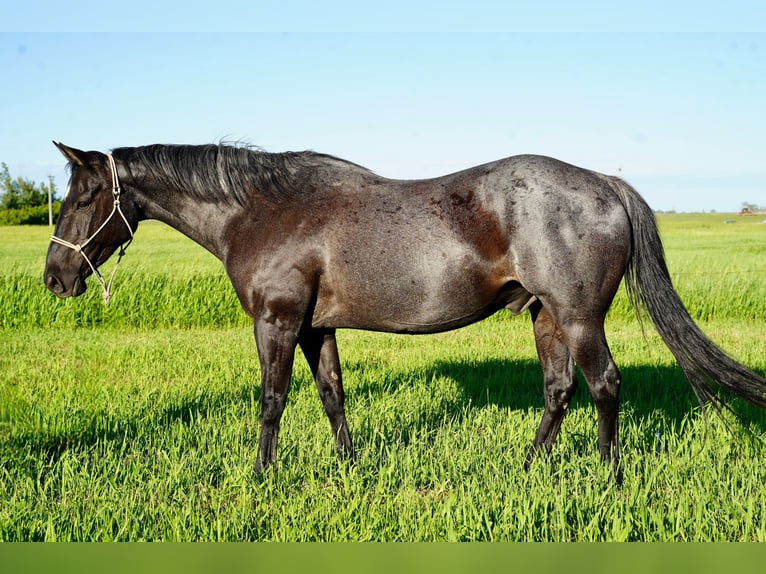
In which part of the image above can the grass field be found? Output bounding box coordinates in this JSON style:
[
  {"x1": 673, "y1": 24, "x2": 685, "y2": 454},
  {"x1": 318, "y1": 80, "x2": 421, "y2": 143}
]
[{"x1": 1, "y1": 213, "x2": 765, "y2": 541}]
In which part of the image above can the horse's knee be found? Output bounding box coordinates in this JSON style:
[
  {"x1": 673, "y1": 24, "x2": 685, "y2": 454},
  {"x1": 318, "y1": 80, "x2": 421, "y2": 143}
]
[{"x1": 260, "y1": 392, "x2": 287, "y2": 426}]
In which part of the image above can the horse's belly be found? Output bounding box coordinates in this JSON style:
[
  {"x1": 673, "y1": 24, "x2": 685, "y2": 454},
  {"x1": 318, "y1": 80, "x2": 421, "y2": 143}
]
[
  {"x1": 311, "y1": 249, "x2": 515, "y2": 334},
  {"x1": 312, "y1": 294, "x2": 498, "y2": 334}
]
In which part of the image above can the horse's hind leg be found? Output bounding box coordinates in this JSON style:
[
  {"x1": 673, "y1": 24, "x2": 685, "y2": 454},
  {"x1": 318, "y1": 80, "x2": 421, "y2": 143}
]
[
  {"x1": 525, "y1": 301, "x2": 579, "y2": 470},
  {"x1": 557, "y1": 316, "x2": 622, "y2": 472},
  {"x1": 299, "y1": 329, "x2": 354, "y2": 462}
]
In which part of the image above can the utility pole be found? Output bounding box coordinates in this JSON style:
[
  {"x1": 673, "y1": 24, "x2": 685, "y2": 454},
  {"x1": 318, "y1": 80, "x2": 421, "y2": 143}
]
[{"x1": 48, "y1": 175, "x2": 53, "y2": 227}]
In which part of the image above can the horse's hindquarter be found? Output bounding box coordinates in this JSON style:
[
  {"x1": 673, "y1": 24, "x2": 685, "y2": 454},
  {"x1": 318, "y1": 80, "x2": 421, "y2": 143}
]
[{"x1": 499, "y1": 156, "x2": 632, "y2": 318}]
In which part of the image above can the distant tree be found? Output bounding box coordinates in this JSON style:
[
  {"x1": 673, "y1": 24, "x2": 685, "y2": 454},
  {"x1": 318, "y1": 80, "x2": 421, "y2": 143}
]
[{"x1": 0, "y1": 163, "x2": 58, "y2": 211}]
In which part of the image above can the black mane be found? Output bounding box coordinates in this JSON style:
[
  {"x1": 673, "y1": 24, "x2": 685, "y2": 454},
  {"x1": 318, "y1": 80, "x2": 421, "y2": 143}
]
[{"x1": 113, "y1": 143, "x2": 368, "y2": 206}]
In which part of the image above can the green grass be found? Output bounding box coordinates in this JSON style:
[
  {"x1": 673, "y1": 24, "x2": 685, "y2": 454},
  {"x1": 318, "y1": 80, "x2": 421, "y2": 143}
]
[{"x1": 1, "y1": 214, "x2": 765, "y2": 540}]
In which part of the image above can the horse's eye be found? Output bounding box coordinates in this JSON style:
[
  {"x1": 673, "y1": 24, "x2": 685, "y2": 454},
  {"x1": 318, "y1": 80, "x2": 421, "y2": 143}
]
[{"x1": 76, "y1": 200, "x2": 91, "y2": 211}]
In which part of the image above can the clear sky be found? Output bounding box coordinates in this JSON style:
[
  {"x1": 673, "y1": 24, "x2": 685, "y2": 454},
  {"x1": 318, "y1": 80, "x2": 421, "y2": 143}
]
[{"x1": 2, "y1": 2, "x2": 765, "y2": 212}]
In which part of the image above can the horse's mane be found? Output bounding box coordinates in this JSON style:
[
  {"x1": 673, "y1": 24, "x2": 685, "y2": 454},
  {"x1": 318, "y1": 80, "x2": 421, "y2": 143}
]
[{"x1": 112, "y1": 143, "x2": 370, "y2": 206}]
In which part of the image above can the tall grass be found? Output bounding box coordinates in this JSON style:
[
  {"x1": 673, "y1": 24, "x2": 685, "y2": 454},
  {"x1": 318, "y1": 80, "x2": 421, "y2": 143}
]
[
  {"x1": 1, "y1": 214, "x2": 765, "y2": 541},
  {"x1": 1, "y1": 222, "x2": 249, "y2": 329}
]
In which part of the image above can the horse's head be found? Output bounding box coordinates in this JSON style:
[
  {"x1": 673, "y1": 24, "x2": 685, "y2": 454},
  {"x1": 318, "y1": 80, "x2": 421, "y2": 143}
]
[{"x1": 44, "y1": 142, "x2": 138, "y2": 300}]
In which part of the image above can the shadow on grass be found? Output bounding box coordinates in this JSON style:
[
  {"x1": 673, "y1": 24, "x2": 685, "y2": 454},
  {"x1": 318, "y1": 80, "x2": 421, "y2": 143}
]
[
  {"x1": 8, "y1": 353, "x2": 765, "y2": 472},
  {"x1": 349, "y1": 355, "x2": 766, "y2": 454}
]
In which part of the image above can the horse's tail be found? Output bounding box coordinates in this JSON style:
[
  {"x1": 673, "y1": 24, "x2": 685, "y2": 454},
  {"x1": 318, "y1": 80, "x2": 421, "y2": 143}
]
[{"x1": 605, "y1": 175, "x2": 766, "y2": 410}]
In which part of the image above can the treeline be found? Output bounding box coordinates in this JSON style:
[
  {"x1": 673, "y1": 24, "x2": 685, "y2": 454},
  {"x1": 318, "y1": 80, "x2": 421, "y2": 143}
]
[{"x1": 0, "y1": 163, "x2": 60, "y2": 225}]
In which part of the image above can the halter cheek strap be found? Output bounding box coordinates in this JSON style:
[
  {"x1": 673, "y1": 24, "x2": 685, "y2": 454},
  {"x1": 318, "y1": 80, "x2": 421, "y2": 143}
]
[{"x1": 49, "y1": 153, "x2": 134, "y2": 305}]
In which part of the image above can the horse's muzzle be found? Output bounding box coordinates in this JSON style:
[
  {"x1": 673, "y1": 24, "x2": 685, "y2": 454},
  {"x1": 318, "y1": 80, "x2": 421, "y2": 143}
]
[{"x1": 44, "y1": 269, "x2": 87, "y2": 298}]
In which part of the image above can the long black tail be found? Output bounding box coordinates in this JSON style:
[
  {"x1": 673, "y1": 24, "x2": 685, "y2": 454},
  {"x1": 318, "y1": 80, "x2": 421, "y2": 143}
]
[{"x1": 606, "y1": 176, "x2": 766, "y2": 410}]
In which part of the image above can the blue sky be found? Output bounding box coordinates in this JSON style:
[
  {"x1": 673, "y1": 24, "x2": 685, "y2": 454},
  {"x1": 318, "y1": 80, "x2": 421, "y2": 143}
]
[{"x1": 2, "y1": 2, "x2": 765, "y2": 212}]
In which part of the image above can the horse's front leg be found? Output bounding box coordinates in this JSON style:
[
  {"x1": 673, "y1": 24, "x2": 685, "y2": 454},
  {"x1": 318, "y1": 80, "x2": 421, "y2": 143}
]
[
  {"x1": 299, "y1": 329, "x2": 354, "y2": 462},
  {"x1": 253, "y1": 314, "x2": 299, "y2": 474}
]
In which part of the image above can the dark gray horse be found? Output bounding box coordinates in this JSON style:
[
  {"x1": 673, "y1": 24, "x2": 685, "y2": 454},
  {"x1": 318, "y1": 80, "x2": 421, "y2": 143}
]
[{"x1": 44, "y1": 142, "x2": 766, "y2": 474}]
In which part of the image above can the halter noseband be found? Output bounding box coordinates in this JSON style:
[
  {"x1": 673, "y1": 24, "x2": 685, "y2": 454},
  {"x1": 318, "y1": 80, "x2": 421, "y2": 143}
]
[{"x1": 49, "y1": 153, "x2": 134, "y2": 305}]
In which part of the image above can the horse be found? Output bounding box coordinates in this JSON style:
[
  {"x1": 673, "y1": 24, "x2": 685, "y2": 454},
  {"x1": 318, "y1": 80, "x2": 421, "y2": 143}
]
[{"x1": 44, "y1": 141, "x2": 766, "y2": 475}]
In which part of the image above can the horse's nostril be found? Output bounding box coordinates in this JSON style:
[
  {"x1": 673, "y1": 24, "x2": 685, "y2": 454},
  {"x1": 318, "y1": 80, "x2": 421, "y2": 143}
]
[{"x1": 46, "y1": 273, "x2": 64, "y2": 294}]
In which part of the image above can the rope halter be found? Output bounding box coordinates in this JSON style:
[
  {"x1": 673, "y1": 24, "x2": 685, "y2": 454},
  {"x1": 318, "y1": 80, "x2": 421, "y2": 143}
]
[{"x1": 49, "y1": 153, "x2": 134, "y2": 305}]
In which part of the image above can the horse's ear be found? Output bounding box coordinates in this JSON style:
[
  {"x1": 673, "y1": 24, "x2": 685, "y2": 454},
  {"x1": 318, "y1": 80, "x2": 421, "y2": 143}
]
[{"x1": 53, "y1": 141, "x2": 88, "y2": 167}]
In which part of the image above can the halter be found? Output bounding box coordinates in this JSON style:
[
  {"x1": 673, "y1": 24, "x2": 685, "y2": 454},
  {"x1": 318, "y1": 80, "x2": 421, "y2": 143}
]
[{"x1": 49, "y1": 153, "x2": 134, "y2": 305}]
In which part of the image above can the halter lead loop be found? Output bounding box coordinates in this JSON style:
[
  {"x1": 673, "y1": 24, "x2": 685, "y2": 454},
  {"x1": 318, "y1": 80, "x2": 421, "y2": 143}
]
[{"x1": 49, "y1": 153, "x2": 134, "y2": 305}]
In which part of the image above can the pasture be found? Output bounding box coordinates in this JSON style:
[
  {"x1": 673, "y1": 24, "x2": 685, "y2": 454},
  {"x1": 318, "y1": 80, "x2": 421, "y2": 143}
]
[{"x1": 1, "y1": 213, "x2": 765, "y2": 541}]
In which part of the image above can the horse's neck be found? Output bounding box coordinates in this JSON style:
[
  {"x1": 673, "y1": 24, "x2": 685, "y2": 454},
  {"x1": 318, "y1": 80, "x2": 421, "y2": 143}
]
[{"x1": 129, "y1": 172, "x2": 235, "y2": 262}]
